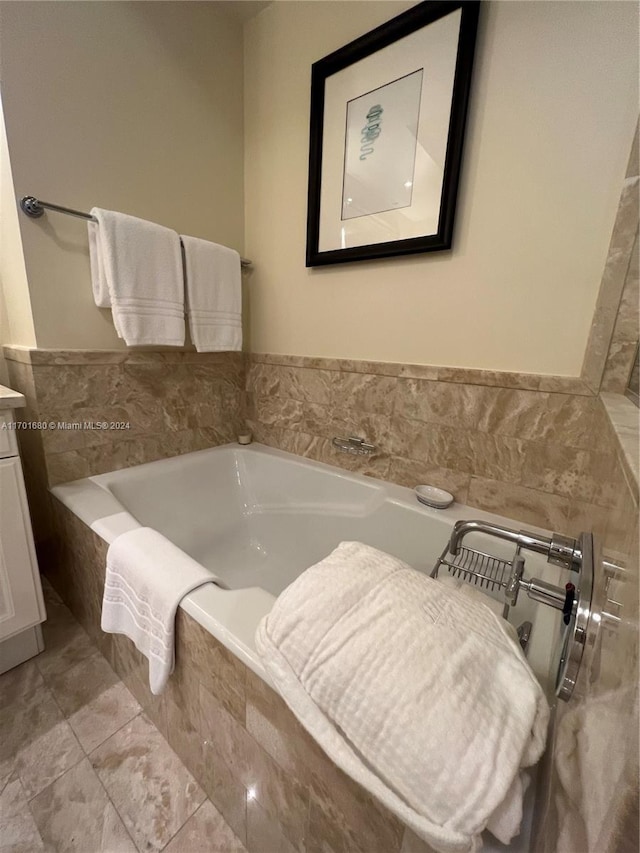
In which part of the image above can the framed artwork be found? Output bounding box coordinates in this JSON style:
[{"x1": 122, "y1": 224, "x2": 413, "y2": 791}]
[{"x1": 306, "y1": 0, "x2": 480, "y2": 267}]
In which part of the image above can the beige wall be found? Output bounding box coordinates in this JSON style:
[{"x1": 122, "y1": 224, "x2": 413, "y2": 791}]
[
  {"x1": 244, "y1": 0, "x2": 639, "y2": 374},
  {"x1": 1, "y1": 1, "x2": 637, "y2": 372},
  {"x1": 0, "y1": 91, "x2": 36, "y2": 382},
  {"x1": 0, "y1": 1, "x2": 246, "y2": 349}
]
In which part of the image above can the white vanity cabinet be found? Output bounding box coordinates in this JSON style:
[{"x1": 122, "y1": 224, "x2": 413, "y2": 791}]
[{"x1": 0, "y1": 391, "x2": 46, "y2": 674}]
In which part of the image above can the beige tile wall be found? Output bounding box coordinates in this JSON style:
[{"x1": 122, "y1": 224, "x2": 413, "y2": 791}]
[
  {"x1": 247, "y1": 353, "x2": 610, "y2": 535},
  {"x1": 3, "y1": 346, "x2": 245, "y2": 546}
]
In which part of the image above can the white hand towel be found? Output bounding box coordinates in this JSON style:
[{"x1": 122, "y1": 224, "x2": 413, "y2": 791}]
[
  {"x1": 88, "y1": 208, "x2": 185, "y2": 347},
  {"x1": 101, "y1": 527, "x2": 212, "y2": 694},
  {"x1": 256, "y1": 541, "x2": 550, "y2": 853},
  {"x1": 181, "y1": 234, "x2": 242, "y2": 352}
]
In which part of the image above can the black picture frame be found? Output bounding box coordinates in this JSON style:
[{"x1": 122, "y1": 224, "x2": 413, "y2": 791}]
[{"x1": 305, "y1": 0, "x2": 480, "y2": 268}]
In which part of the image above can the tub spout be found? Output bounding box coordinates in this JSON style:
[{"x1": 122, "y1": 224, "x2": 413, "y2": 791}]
[{"x1": 448, "y1": 519, "x2": 582, "y2": 572}]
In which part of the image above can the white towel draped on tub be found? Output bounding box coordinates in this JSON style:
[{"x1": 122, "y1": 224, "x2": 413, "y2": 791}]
[
  {"x1": 181, "y1": 235, "x2": 242, "y2": 352},
  {"x1": 256, "y1": 541, "x2": 550, "y2": 853},
  {"x1": 89, "y1": 208, "x2": 185, "y2": 347},
  {"x1": 101, "y1": 527, "x2": 212, "y2": 694}
]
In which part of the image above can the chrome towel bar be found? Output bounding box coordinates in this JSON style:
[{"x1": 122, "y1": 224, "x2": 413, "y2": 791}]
[{"x1": 19, "y1": 196, "x2": 252, "y2": 268}]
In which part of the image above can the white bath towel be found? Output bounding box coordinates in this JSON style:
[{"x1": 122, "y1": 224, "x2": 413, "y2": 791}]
[
  {"x1": 101, "y1": 527, "x2": 212, "y2": 694},
  {"x1": 256, "y1": 541, "x2": 550, "y2": 853},
  {"x1": 181, "y1": 234, "x2": 242, "y2": 352},
  {"x1": 435, "y1": 573, "x2": 507, "y2": 621},
  {"x1": 88, "y1": 208, "x2": 185, "y2": 347}
]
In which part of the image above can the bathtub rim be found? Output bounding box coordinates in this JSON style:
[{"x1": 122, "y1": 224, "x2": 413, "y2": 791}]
[{"x1": 50, "y1": 441, "x2": 559, "y2": 684}]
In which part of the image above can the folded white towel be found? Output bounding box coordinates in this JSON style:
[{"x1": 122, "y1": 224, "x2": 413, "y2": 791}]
[
  {"x1": 89, "y1": 208, "x2": 185, "y2": 347},
  {"x1": 181, "y1": 234, "x2": 242, "y2": 352},
  {"x1": 101, "y1": 527, "x2": 212, "y2": 694},
  {"x1": 256, "y1": 541, "x2": 550, "y2": 853}
]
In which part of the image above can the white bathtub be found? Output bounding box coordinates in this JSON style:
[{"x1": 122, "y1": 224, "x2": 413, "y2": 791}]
[
  {"x1": 52, "y1": 442, "x2": 564, "y2": 852},
  {"x1": 51, "y1": 443, "x2": 562, "y2": 695}
]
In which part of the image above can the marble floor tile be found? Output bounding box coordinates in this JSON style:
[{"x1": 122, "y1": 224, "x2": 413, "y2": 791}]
[
  {"x1": 0, "y1": 660, "x2": 43, "y2": 711},
  {"x1": 90, "y1": 714, "x2": 205, "y2": 852},
  {"x1": 0, "y1": 682, "x2": 64, "y2": 762},
  {"x1": 0, "y1": 757, "x2": 15, "y2": 794},
  {"x1": 0, "y1": 772, "x2": 45, "y2": 853},
  {"x1": 29, "y1": 758, "x2": 136, "y2": 853},
  {"x1": 46, "y1": 650, "x2": 119, "y2": 717},
  {"x1": 36, "y1": 596, "x2": 96, "y2": 680},
  {"x1": 1, "y1": 581, "x2": 261, "y2": 853},
  {"x1": 67, "y1": 681, "x2": 141, "y2": 753},
  {"x1": 0, "y1": 682, "x2": 84, "y2": 799},
  {"x1": 163, "y1": 799, "x2": 248, "y2": 853},
  {"x1": 14, "y1": 714, "x2": 84, "y2": 800}
]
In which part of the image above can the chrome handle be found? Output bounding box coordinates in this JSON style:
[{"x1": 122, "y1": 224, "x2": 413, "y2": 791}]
[
  {"x1": 331, "y1": 436, "x2": 377, "y2": 456},
  {"x1": 519, "y1": 576, "x2": 568, "y2": 611},
  {"x1": 506, "y1": 555, "x2": 525, "y2": 606}
]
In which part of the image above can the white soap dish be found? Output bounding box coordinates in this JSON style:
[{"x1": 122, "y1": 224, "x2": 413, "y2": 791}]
[{"x1": 414, "y1": 485, "x2": 454, "y2": 509}]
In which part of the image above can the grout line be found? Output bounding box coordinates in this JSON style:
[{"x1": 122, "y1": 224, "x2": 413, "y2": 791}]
[
  {"x1": 16, "y1": 781, "x2": 49, "y2": 852},
  {"x1": 89, "y1": 714, "x2": 143, "y2": 853},
  {"x1": 81, "y1": 694, "x2": 143, "y2": 756},
  {"x1": 33, "y1": 641, "x2": 96, "y2": 687},
  {"x1": 25, "y1": 603, "x2": 143, "y2": 838},
  {"x1": 157, "y1": 797, "x2": 208, "y2": 852},
  {"x1": 7, "y1": 646, "x2": 90, "y2": 804},
  {"x1": 25, "y1": 750, "x2": 87, "y2": 805}
]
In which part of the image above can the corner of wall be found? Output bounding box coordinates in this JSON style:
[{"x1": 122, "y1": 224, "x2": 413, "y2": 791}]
[
  {"x1": 581, "y1": 119, "x2": 640, "y2": 394},
  {"x1": 0, "y1": 88, "x2": 37, "y2": 383}
]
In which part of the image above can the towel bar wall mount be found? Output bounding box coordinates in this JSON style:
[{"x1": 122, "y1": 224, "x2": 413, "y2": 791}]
[{"x1": 19, "y1": 196, "x2": 253, "y2": 268}]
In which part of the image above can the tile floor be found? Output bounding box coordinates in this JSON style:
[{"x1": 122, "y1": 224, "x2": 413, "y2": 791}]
[{"x1": 0, "y1": 579, "x2": 247, "y2": 853}]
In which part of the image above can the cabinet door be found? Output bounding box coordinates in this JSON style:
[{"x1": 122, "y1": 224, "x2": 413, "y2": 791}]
[{"x1": 0, "y1": 457, "x2": 45, "y2": 641}]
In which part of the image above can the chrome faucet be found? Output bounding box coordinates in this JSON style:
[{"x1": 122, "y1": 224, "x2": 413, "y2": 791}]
[
  {"x1": 448, "y1": 519, "x2": 583, "y2": 572},
  {"x1": 437, "y1": 519, "x2": 596, "y2": 702}
]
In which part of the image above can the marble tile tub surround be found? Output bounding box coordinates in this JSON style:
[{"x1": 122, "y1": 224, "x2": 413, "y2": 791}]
[
  {"x1": 48, "y1": 497, "x2": 427, "y2": 853},
  {"x1": 246, "y1": 353, "x2": 619, "y2": 535},
  {"x1": 0, "y1": 577, "x2": 247, "y2": 853}
]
